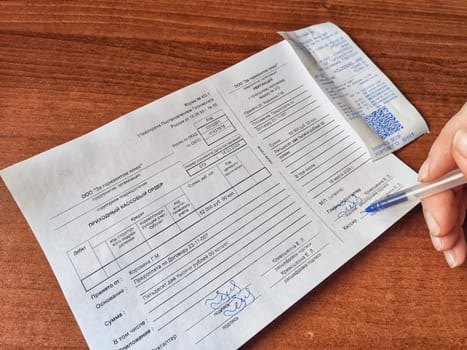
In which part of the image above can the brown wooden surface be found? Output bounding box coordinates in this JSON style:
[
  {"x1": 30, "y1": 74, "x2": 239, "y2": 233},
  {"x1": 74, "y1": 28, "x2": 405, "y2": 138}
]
[{"x1": 0, "y1": 1, "x2": 466, "y2": 349}]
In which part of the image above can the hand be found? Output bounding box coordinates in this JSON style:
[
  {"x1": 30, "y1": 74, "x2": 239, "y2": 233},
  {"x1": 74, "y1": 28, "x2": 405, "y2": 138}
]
[{"x1": 418, "y1": 103, "x2": 467, "y2": 268}]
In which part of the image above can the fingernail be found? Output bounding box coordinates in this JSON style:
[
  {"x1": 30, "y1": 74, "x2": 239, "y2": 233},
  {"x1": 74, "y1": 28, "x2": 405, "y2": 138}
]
[
  {"x1": 444, "y1": 250, "x2": 458, "y2": 268},
  {"x1": 431, "y1": 236, "x2": 443, "y2": 251},
  {"x1": 453, "y1": 129, "x2": 467, "y2": 158},
  {"x1": 423, "y1": 210, "x2": 440, "y2": 236},
  {"x1": 418, "y1": 158, "x2": 430, "y2": 181}
]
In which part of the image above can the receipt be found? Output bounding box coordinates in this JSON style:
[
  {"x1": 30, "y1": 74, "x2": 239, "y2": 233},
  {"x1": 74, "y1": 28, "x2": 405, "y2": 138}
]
[
  {"x1": 2, "y1": 26, "x2": 421, "y2": 350},
  {"x1": 280, "y1": 22, "x2": 429, "y2": 158}
]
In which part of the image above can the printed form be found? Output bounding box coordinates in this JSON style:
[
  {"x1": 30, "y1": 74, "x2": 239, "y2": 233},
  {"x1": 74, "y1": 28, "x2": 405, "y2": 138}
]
[{"x1": 1, "y1": 23, "x2": 427, "y2": 350}]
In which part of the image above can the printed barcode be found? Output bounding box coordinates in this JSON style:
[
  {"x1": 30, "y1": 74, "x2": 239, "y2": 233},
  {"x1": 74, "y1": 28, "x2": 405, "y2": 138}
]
[{"x1": 364, "y1": 106, "x2": 403, "y2": 140}]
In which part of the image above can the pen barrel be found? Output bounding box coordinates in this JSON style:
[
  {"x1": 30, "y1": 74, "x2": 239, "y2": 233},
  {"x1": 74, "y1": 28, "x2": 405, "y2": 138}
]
[
  {"x1": 367, "y1": 191, "x2": 408, "y2": 212},
  {"x1": 407, "y1": 169, "x2": 467, "y2": 200}
]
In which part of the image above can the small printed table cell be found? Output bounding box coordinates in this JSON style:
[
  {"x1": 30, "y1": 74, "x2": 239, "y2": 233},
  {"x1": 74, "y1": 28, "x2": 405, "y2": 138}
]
[
  {"x1": 137, "y1": 207, "x2": 175, "y2": 239},
  {"x1": 197, "y1": 113, "x2": 235, "y2": 145},
  {"x1": 103, "y1": 261, "x2": 120, "y2": 278},
  {"x1": 176, "y1": 209, "x2": 201, "y2": 230},
  {"x1": 235, "y1": 147, "x2": 263, "y2": 174},
  {"x1": 93, "y1": 242, "x2": 115, "y2": 267},
  {"x1": 147, "y1": 223, "x2": 180, "y2": 249},
  {"x1": 82, "y1": 269, "x2": 108, "y2": 291},
  {"x1": 182, "y1": 167, "x2": 230, "y2": 208},
  {"x1": 186, "y1": 156, "x2": 218, "y2": 176},
  {"x1": 197, "y1": 189, "x2": 237, "y2": 218},
  {"x1": 215, "y1": 137, "x2": 246, "y2": 159},
  {"x1": 68, "y1": 242, "x2": 104, "y2": 280},
  {"x1": 115, "y1": 241, "x2": 152, "y2": 268},
  {"x1": 168, "y1": 195, "x2": 195, "y2": 220},
  {"x1": 233, "y1": 176, "x2": 257, "y2": 196},
  {"x1": 107, "y1": 225, "x2": 146, "y2": 259},
  {"x1": 218, "y1": 155, "x2": 250, "y2": 186},
  {"x1": 253, "y1": 168, "x2": 271, "y2": 184}
]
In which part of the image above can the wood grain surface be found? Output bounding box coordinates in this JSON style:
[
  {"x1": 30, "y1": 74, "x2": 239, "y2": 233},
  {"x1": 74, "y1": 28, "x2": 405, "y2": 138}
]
[{"x1": 0, "y1": 1, "x2": 466, "y2": 349}]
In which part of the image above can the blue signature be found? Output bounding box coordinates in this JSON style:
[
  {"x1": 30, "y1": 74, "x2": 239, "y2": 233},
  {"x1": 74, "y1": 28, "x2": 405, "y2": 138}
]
[
  {"x1": 337, "y1": 194, "x2": 363, "y2": 218},
  {"x1": 205, "y1": 280, "x2": 256, "y2": 316}
]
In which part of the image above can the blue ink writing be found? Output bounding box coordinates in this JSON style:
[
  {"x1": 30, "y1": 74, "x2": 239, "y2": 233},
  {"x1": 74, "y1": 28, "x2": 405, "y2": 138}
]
[
  {"x1": 205, "y1": 280, "x2": 256, "y2": 317},
  {"x1": 337, "y1": 194, "x2": 363, "y2": 218}
]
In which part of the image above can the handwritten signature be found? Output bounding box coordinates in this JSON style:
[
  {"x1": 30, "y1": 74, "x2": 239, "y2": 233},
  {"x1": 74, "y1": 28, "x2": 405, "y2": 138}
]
[
  {"x1": 337, "y1": 194, "x2": 363, "y2": 218},
  {"x1": 205, "y1": 280, "x2": 256, "y2": 317}
]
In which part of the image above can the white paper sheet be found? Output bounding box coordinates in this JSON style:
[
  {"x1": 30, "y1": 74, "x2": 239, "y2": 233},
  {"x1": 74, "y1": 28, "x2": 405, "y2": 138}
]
[{"x1": 1, "y1": 24, "x2": 423, "y2": 350}]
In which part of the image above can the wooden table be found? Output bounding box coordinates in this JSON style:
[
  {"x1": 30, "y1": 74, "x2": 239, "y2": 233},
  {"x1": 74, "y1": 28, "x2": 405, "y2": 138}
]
[{"x1": 1, "y1": 1, "x2": 466, "y2": 348}]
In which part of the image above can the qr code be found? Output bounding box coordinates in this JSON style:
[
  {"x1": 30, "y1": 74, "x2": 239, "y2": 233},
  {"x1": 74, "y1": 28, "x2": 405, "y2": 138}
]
[{"x1": 364, "y1": 106, "x2": 403, "y2": 140}]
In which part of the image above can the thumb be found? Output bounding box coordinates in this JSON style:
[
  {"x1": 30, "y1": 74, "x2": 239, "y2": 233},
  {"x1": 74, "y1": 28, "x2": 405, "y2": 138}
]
[{"x1": 452, "y1": 128, "x2": 467, "y2": 175}]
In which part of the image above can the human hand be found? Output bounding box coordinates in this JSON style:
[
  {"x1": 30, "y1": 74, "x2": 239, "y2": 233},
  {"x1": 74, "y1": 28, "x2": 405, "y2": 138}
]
[{"x1": 418, "y1": 103, "x2": 467, "y2": 268}]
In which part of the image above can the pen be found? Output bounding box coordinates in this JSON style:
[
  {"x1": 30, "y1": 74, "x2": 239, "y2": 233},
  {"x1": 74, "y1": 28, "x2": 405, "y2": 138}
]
[{"x1": 364, "y1": 169, "x2": 467, "y2": 213}]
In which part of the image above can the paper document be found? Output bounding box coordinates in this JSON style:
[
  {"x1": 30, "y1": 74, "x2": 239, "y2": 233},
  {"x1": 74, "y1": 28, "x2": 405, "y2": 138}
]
[
  {"x1": 281, "y1": 23, "x2": 428, "y2": 158},
  {"x1": 1, "y1": 23, "x2": 425, "y2": 349}
]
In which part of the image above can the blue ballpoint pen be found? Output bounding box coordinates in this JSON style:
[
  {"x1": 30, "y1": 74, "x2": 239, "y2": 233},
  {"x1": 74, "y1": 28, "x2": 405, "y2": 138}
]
[{"x1": 365, "y1": 169, "x2": 467, "y2": 213}]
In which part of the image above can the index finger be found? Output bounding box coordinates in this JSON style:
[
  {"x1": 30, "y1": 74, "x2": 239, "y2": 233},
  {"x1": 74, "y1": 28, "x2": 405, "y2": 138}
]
[{"x1": 419, "y1": 103, "x2": 467, "y2": 181}]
